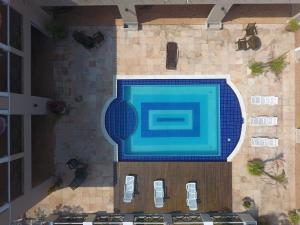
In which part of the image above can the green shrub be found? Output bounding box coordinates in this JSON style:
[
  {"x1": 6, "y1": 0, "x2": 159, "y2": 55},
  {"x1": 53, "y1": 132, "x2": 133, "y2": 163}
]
[
  {"x1": 46, "y1": 21, "x2": 68, "y2": 40},
  {"x1": 287, "y1": 19, "x2": 300, "y2": 32},
  {"x1": 249, "y1": 61, "x2": 265, "y2": 76},
  {"x1": 247, "y1": 159, "x2": 265, "y2": 176},
  {"x1": 242, "y1": 197, "x2": 254, "y2": 209},
  {"x1": 288, "y1": 210, "x2": 300, "y2": 225},
  {"x1": 269, "y1": 56, "x2": 287, "y2": 76},
  {"x1": 243, "y1": 201, "x2": 251, "y2": 209},
  {"x1": 272, "y1": 170, "x2": 288, "y2": 184}
]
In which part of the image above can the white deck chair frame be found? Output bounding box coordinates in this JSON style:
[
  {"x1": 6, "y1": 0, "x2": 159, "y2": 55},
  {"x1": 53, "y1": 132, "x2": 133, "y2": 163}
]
[
  {"x1": 251, "y1": 96, "x2": 278, "y2": 105},
  {"x1": 250, "y1": 116, "x2": 278, "y2": 126},
  {"x1": 186, "y1": 182, "x2": 198, "y2": 211},
  {"x1": 123, "y1": 175, "x2": 135, "y2": 203},
  {"x1": 251, "y1": 137, "x2": 279, "y2": 148},
  {"x1": 154, "y1": 180, "x2": 164, "y2": 208}
]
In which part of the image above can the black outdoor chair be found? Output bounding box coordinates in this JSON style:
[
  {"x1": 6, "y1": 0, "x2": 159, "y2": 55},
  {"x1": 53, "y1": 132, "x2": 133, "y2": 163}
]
[
  {"x1": 92, "y1": 31, "x2": 105, "y2": 46},
  {"x1": 66, "y1": 158, "x2": 80, "y2": 170},
  {"x1": 72, "y1": 31, "x2": 96, "y2": 49},
  {"x1": 247, "y1": 35, "x2": 261, "y2": 51},
  {"x1": 166, "y1": 42, "x2": 179, "y2": 70},
  {"x1": 245, "y1": 23, "x2": 258, "y2": 36},
  {"x1": 69, "y1": 165, "x2": 88, "y2": 190},
  {"x1": 235, "y1": 38, "x2": 249, "y2": 51},
  {"x1": 73, "y1": 31, "x2": 105, "y2": 49}
]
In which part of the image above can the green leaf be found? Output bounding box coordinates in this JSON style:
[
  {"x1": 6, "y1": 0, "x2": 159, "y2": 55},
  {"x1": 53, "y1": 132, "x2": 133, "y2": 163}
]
[
  {"x1": 288, "y1": 19, "x2": 300, "y2": 32},
  {"x1": 268, "y1": 56, "x2": 287, "y2": 76},
  {"x1": 248, "y1": 61, "x2": 265, "y2": 76},
  {"x1": 247, "y1": 159, "x2": 265, "y2": 176},
  {"x1": 288, "y1": 210, "x2": 300, "y2": 225}
]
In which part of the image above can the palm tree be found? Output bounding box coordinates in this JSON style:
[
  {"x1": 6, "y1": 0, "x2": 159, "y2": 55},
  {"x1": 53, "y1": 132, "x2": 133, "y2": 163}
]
[
  {"x1": 247, "y1": 159, "x2": 265, "y2": 176},
  {"x1": 247, "y1": 159, "x2": 288, "y2": 184}
]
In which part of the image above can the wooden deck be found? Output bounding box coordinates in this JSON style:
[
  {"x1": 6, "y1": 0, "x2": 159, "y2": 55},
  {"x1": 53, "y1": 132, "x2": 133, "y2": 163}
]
[{"x1": 114, "y1": 162, "x2": 232, "y2": 213}]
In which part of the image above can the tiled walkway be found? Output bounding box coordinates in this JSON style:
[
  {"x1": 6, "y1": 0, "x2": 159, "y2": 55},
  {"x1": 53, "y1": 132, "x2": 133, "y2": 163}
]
[{"x1": 28, "y1": 24, "x2": 296, "y2": 219}]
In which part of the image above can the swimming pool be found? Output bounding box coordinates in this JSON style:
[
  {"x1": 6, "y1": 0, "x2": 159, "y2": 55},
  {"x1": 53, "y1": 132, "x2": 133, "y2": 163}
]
[{"x1": 105, "y1": 78, "x2": 244, "y2": 161}]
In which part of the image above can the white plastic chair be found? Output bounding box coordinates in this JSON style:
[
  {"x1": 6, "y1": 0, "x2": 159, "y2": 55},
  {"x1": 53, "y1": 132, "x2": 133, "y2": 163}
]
[
  {"x1": 186, "y1": 182, "x2": 198, "y2": 211},
  {"x1": 187, "y1": 198, "x2": 198, "y2": 211},
  {"x1": 186, "y1": 182, "x2": 197, "y2": 192},
  {"x1": 251, "y1": 137, "x2": 279, "y2": 148},
  {"x1": 154, "y1": 180, "x2": 164, "y2": 208},
  {"x1": 251, "y1": 96, "x2": 278, "y2": 105},
  {"x1": 250, "y1": 116, "x2": 278, "y2": 126},
  {"x1": 123, "y1": 175, "x2": 135, "y2": 203}
]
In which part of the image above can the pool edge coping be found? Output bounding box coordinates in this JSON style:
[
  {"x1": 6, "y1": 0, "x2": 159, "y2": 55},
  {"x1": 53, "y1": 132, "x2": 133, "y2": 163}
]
[{"x1": 225, "y1": 78, "x2": 247, "y2": 162}]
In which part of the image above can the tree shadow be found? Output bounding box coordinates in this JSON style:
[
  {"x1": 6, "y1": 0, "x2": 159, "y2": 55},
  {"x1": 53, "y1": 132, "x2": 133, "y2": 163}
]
[
  {"x1": 257, "y1": 213, "x2": 289, "y2": 225},
  {"x1": 53, "y1": 204, "x2": 85, "y2": 216},
  {"x1": 262, "y1": 153, "x2": 284, "y2": 164}
]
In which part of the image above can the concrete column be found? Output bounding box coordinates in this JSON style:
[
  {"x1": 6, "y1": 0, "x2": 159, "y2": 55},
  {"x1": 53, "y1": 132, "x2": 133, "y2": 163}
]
[
  {"x1": 163, "y1": 214, "x2": 172, "y2": 225},
  {"x1": 0, "y1": 96, "x2": 9, "y2": 110},
  {"x1": 0, "y1": 209, "x2": 9, "y2": 225},
  {"x1": 201, "y1": 214, "x2": 213, "y2": 225},
  {"x1": 9, "y1": 94, "x2": 50, "y2": 115},
  {"x1": 207, "y1": 2, "x2": 233, "y2": 29},
  {"x1": 117, "y1": 0, "x2": 139, "y2": 30}
]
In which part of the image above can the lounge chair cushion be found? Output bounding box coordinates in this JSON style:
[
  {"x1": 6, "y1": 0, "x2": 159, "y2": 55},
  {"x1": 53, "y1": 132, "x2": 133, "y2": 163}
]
[{"x1": 166, "y1": 42, "x2": 178, "y2": 70}]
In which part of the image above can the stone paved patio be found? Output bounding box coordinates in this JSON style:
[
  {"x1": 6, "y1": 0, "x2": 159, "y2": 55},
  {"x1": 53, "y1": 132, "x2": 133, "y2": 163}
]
[
  {"x1": 116, "y1": 24, "x2": 296, "y2": 216},
  {"x1": 28, "y1": 23, "x2": 296, "y2": 220},
  {"x1": 28, "y1": 26, "x2": 116, "y2": 216}
]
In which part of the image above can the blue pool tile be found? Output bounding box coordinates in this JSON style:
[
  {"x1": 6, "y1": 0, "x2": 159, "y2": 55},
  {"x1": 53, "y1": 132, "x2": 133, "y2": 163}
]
[{"x1": 105, "y1": 79, "x2": 244, "y2": 162}]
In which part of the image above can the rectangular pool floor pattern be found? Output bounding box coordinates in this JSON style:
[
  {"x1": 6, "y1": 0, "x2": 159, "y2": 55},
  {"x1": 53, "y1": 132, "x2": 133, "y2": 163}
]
[{"x1": 107, "y1": 79, "x2": 244, "y2": 161}]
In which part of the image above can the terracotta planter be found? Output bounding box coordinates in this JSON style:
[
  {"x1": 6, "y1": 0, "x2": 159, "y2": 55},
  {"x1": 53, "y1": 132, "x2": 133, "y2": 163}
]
[{"x1": 47, "y1": 100, "x2": 67, "y2": 115}]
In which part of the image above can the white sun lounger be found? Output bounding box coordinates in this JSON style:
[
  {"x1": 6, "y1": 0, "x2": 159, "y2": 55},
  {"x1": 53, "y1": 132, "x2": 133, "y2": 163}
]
[
  {"x1": 154, "y1": 180, "x2": 164, "y2": 208},
  {"x1": 186, "y1": 182, "x2": 198, "y2": 211},
  {"x1": 187, "y1": 195, "x2": 198, "y2": 211},
  {"x1": 251, "y1": 137, "x2": 279, "y2": 148},
  {"x1": 250, "y1": 116, "x2": 278, "y2": 126},
  {"x1": 123, "y1": 175, "x2": 135, "y2": 203},
  {"x1": 251, "y1": 96, "x2": 278, "y2": 105}
]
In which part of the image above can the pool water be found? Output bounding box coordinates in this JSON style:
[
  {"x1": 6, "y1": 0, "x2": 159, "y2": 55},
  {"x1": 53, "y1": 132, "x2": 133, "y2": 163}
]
[
  {"x1": 105, "y1": 79, "x2": 244, "y2": 161},
  {"x1": 124, "y1": 85, "x2": 220, "y2": 156}
]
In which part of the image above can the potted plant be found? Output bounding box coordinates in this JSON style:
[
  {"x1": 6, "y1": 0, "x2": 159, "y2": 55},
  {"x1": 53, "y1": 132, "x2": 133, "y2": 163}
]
[
  {"x1": 257, "y1": 216, "x2": 269, "y2": 225},
  {"x1": 248, "y1": 61, "x2": 265, "y2": 76},
  {"x1": 286, "y1": 19, "x2": 300, "y2": 32},
  {"x1": 242, "y1": 197, "x2": 255, "y2": 209},
  {"x1": 268, "y1": 55, "x2": 287, "y2": 76},
  {"x1": 288, "y1": 210, "x2": 300, "y2": 225},
  {"x1": 46, "y1": 20, "x2": 68, "y2": 40},
  {"x1": 47, "y1": 100, "x2": 68, "y2": 115}
]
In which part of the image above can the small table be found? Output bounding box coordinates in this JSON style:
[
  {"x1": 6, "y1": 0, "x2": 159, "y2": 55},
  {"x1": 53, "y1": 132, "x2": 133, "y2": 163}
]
[{"x1": 248, "y1": 35, "x2": 261, "y2": 51}]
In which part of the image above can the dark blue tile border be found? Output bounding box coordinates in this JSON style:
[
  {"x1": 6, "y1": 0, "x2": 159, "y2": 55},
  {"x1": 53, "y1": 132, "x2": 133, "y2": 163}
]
[{"x1": 105, "y1": 79, "x2": 244, "y2": 162}]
